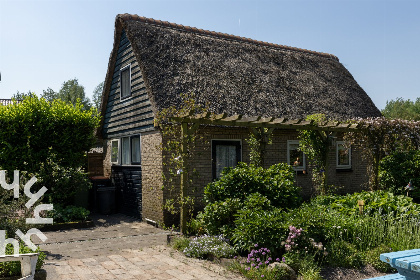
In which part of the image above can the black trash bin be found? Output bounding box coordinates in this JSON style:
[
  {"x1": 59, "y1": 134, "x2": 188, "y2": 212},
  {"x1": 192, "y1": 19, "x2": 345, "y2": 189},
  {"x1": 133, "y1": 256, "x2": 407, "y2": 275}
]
[
  {"x1": 96, "y1": 186, "x2": 115, "y2": 215},
  {"x1": 90, "y1": 177, "x2": 113, "y2": 214}
]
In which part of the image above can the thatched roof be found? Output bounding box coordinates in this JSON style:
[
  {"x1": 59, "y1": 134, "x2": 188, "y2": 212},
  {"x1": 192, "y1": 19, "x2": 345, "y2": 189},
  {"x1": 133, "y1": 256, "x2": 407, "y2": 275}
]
[{"x1": 101, "y1": 14, "x2": 381, "y2": 121}]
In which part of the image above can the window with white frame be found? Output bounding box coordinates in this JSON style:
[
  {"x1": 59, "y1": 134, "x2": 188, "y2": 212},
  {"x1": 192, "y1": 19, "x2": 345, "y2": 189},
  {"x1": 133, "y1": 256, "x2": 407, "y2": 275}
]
[
  {"x1": 336, "y1": 141, "x2": 351, "y2": 169},
  {"x1": 111, "y1": 135, "x2": 141, "y2": 165},
  {"x1": 120, "y1": 65, "x2": 131, "y2": 99},
  {"x1": 287, "y1": 140, "x2": 306, "y2": 171},
  {"x1": 212, "y1": 140, "x2": 241, "y2": 180},
  {"x1": 111, "y1": 139, "x2": 119, "y2": 164}
]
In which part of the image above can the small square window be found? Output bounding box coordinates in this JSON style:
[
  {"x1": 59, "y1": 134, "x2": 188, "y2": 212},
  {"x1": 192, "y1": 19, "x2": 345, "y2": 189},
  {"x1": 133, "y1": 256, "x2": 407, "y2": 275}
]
[
  {"x1": 287, "y1": 140, "x2": 306, "y2": 171},
  {"x1": 111, "y1": 139, "x2": 119, "y2": 164},
  {"x1": 337, "y1": 141, "x2": 351, "y2": 169},
  {"x1": 120, "y1": 65, "x2": 131, "y2": 99}
]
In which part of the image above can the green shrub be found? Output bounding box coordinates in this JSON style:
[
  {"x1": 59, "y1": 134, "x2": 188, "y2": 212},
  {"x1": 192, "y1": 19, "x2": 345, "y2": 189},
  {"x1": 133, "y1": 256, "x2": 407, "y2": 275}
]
[
  {"x1": 183, "y1": 235, "x2": 236, "y2": 259},
  {"x1": 325, "y1": 240, "x2": 364, "y2": 268},
  {"x1": 0, "y1": 243, "x2": 45, "y2": 277},
  {"x1": 204, "y1": 162, "x2": 301, "y2": 209},
  {"x1": 328, "y1": 190, "x2": 420, "y2": 217},
  {"x1": 171, "y1": 235, "x2": 191, "y2": 252},
  {"x1": 0, "y1": 95, "x2": 99, "y2": 173},
  {"x1": 197, "y1": 198, "x2": 243, "y2": 237},
  {"x1": 36, "y1": 154, "x2": 91, "y2": 206},
  {"x1": 49, "y1": 205, "x2": 90, "y2": 223},
  {"x1": 232, "y1": 206, "x2": 287, "y2": 255},
  {"x1": 379, "y1": 151, "x2": 420, "y2": 202}
]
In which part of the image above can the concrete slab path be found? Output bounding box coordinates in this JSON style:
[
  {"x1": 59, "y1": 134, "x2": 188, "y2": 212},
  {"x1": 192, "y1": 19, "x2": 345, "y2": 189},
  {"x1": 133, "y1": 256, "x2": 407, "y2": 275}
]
[{"x1": 33, "y1": 214, "x2": 244, "y2": 280}]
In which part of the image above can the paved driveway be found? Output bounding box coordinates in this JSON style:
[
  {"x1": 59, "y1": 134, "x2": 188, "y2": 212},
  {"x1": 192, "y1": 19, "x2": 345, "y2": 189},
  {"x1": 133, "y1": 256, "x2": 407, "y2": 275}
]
[{"x1": 33, "y1": 214, "x2": 244, "y2": 280}]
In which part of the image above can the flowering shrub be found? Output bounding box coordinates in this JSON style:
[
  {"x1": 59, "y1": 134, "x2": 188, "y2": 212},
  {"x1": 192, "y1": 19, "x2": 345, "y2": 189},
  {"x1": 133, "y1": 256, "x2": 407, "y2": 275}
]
[
  {"x1": 183, "y1": 235, "x2": 236, "y2": 259},
  {"x1": 233, "y1": 244, "x2": 290, "y2": 280},
  {"x1": 245, "y1": 244, "x2": 274, "y2": 270},
  {"x1": 283, "y1": 226, "x2": 325, "y2": 257}
]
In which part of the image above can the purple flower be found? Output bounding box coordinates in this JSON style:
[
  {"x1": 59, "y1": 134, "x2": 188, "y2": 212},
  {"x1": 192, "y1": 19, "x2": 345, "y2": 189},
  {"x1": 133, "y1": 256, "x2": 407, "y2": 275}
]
[
  {"x1": 276, "y1": 258, "x2": 280, "y2": 262},
  {"x1": 254, "y1": 244, "x2": 259, "y2": 247},
  {"x1": 268, "y1": 257, "x2": 272, "y2": 261},
  {"x1": 256, "y1": 266, "x2": 259, "y2": 269},
  {"x1": 234, "y1": 256, "x2": 237, "y2": 259},
  {"x1": 282, "y1": 257, "x2": 286, "y2": 263},
  {"x1": 261, "y1": 275, "x2": 264, "y2": 278},
  {"x1": 262, "y1": 252, "x2": 266, "y2": 255},
  {"x1": 257, "y1": 258, "x2": 260, "y2": 262},
  {"x1": 246, "y1": 267, "x2": 250, "y2": 271},
  {"x1": 265, "y1": 260, "x2": 270, "y2": 264}
]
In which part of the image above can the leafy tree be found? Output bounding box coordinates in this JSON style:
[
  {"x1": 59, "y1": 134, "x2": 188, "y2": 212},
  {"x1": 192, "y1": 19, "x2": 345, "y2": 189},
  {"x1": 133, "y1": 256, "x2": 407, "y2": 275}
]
[
  {"x1": 58, "y1": 78, "x2": 91, "y2": 110},
  {"x1": 92, "y1": 81, "x2": 104, "y2": 112},
  {"x1": 382, "y1": 97, "x2": 420, "y2": 121},
  {"x1": 345, "y1": 117, "x2": 420, "y2": 190},
  {"x1": 12, "y1": 90, "x2": 34, "y2": 100},
  {"x1": 41, "y1": 87, "x2": 58, "y2": 102}
]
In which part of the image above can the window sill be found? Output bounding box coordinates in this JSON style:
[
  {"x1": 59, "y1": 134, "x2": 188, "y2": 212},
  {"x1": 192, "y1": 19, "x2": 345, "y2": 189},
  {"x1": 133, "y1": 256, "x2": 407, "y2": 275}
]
[{"x1": 336, "y1": 168, "x2": 352, "y2": 172}]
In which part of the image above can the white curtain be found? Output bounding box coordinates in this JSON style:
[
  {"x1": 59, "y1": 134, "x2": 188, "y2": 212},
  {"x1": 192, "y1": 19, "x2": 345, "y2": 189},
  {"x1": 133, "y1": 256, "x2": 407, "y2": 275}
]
[
  {"x1": 216, "y1": 145, "x2": 237, "y2": 178},
  {"x1": 121, "y1": 137, "x2": 130, "y2": 165}
]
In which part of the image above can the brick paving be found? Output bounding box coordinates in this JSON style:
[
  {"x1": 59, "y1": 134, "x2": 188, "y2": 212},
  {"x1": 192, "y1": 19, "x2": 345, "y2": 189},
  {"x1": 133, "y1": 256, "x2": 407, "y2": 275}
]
[{"x1": 34, "y1": 214, "x2": 244, "y2": 280}]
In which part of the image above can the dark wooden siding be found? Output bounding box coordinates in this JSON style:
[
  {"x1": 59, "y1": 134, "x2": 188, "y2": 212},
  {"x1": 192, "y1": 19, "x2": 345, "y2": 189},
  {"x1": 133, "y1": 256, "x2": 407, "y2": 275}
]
[
  {"x1": 111, "y1": 166, "x2": 142, "y2": 218},
  {"x1": 103, "y1": 30, "x2": 155, "y2": 139}
]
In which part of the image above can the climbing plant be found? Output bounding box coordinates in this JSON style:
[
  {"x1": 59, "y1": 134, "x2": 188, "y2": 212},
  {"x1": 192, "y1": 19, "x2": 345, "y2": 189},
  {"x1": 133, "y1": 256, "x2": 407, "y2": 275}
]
[
  {"x1": 154, "y1": 93, "x2": 212, "y2": 231},
  {"x1": 246, "y1": 127, "x2": 273, "y2": 167},
  {"x1": 298, "y1": 114, "x2": 335, "y2": 195},
  {"x1": 345, "y1": 117, "x2": 420, "y2": 190}
]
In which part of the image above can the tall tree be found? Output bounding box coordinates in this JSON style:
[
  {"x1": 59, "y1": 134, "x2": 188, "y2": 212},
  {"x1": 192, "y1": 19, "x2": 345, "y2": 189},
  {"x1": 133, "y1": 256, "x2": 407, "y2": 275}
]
[
  {"x1": 12, "y1": 90, "x2": 34, "y2": 100},
  {"x1": 41, "y1": 87, "x2": 58, "y2": 102},
  {"x1": 382, "y1": 97, "x2": 420, "y2": 121},
  {"x1": 58, "y1": 78, "x2": 91, "y2": 110},
  {"x1": 92, "y1": 81, "x2": 104, "y2": 112}
]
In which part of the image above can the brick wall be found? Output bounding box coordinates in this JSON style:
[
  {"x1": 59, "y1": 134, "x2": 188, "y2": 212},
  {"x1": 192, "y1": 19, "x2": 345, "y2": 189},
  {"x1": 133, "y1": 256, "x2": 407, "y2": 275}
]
[
  {"x1": 163, "y1": 126, "x2": 369, "y2": 214},
  {"x1": 103, "y1": 126, "x2": 370, "y2": 227},
  {"x1": 140, "y1": 130, "x2": 165, "y2": 224}
]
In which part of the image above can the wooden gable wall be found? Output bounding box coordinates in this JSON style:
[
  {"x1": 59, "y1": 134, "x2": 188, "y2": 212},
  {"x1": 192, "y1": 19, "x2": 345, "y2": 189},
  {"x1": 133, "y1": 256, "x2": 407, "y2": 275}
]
[{"x1": 102, "y1": 30, "x2": 155, "y2": 139}]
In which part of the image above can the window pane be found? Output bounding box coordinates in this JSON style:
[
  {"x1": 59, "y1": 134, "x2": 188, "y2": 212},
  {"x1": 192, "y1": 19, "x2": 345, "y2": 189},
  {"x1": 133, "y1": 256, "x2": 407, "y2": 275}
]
[
  {"x1": 289, "y1": 143, "x2": 304, "y2": 168},
  {"x1": 215, "y1": 145, "x2": 237, "y2": 178},
  {"x1": 131, "y1": 136, "x2": 140, "y2": 164},
  {"x1": 111, "y1": 140, "x2": 119, "y2": 163},
  {"x1": 121, "y1": 67, "x2": 130, "y2": 98},
  {"x1": 121, "y1": 137, "x2": 130, "y2": 165},
  {"x1": 338, "y1": 144, "x2": 350, "y2": 166}
]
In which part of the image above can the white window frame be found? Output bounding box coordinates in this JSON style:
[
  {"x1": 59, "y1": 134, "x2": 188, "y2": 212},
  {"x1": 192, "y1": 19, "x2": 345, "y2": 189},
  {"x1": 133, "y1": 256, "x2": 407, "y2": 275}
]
[
  {"x1": 336, "y1": 141, "x2": 351, "y2": 169},
  {"x1": 287, "y1": 140, "x2": 306, "y2": 171},
  {"x1": 110, "y1": 139, "x2": 120, "y2": 165},
  {"x1": 120, "y1": 64, "x2": 131, "y2": 100}
]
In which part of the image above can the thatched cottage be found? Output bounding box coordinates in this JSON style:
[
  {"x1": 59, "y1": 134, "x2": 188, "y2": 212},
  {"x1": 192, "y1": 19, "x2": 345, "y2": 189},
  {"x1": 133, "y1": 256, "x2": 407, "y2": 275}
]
[{"x1": 98, "y1": 14, "x2": 382, "y2": 225}]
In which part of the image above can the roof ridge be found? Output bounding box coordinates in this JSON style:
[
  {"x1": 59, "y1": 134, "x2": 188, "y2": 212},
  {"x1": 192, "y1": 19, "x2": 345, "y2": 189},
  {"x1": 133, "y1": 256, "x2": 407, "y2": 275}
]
[{"x1": 117, "y1": 13, "x2": 339, "y2": 62}]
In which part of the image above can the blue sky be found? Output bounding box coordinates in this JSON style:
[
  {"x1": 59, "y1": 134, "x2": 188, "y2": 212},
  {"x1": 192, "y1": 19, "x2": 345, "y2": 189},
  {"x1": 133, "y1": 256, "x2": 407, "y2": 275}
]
[{"x1": 0, "y1": 0, "x2": 419, "y2": 110}]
